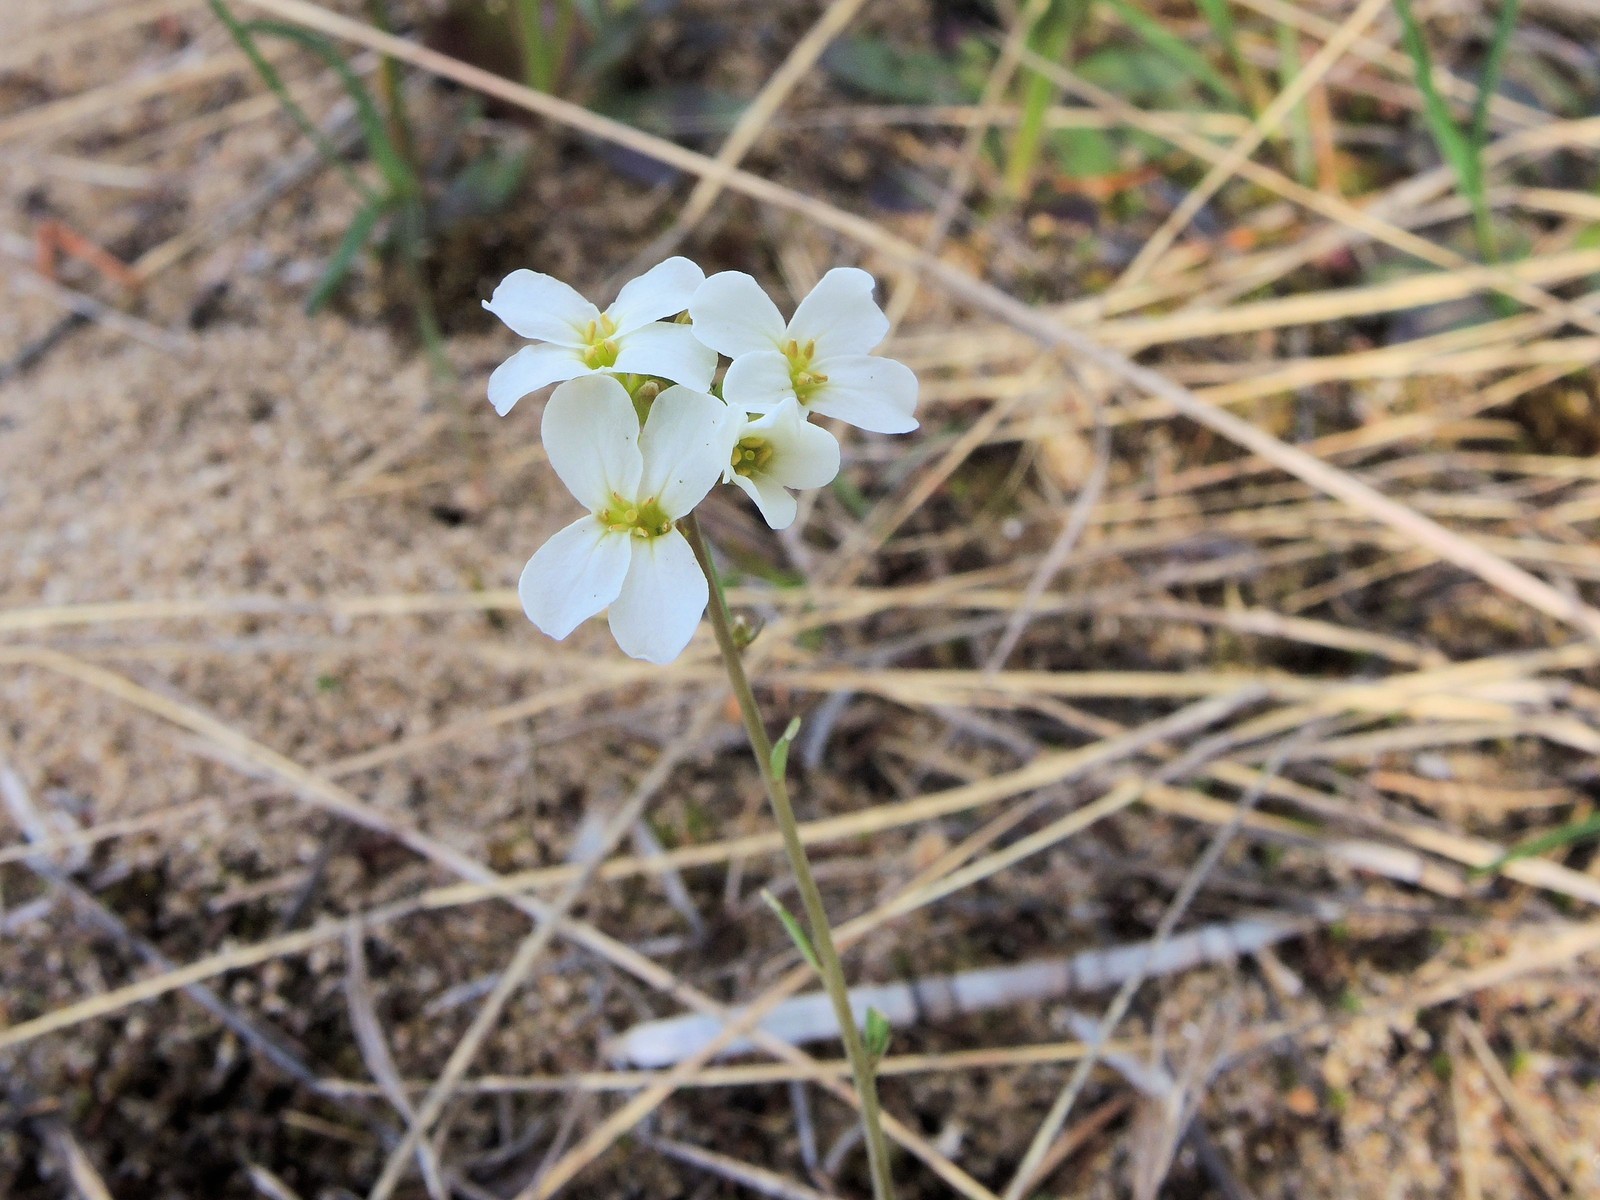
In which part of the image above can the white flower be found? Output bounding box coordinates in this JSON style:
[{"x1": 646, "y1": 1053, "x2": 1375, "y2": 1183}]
[
  {"x1": 688, "y1": 267, "x2": 918, "y2": 435},
  {"x1": 519, "y1": 375, "x2": 736, "y2": 663},
  {"x1": 485, "y1": 257, "x2": 717, "y2": 416},
  {"x1": 724, "y1": 399, "x2": 841, "y2": 530}
]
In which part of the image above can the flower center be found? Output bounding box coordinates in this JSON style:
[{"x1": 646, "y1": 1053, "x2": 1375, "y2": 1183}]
[
  {"x1": 599, "y1": 493, "x2": 673, "y2": 539},
  {"x1": 781, "y1": 337, "x2": 828, "y2": 403},
  {"x1": 731, "y1": 435, "x2": 775, "y2": 479},
  {"x1": 581, "y1": 315, "x2": 622, "y2": 369}
]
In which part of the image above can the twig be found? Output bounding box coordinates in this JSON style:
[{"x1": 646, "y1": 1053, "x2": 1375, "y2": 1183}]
[{"x1": 608, "y1": 910, "x2": 1324, "y2": 1067}]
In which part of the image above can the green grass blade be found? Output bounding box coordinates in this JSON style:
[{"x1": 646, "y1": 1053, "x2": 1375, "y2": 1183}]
[
  {"x1": 241, "y1": 18, "x2": 417, "y2": 198},
  {"x1": 1475, "y1": 812, "x2": 1600, "y2": 879},
  {"x1": 1102, "y1": 0, "x2": 1242, "y2": 110},
  {"x1": 1194, "y1": 0, "x2": 1237, "y2": 57},
  {"x1": 305, "y1": 193, "x2": 393, "y2": 313},
  {"x1": 1392, "y1": 0, "x2": 1499, "y2": 263},
  {"x1": 208, "y1": 0, "x2": 372, "y2": 200},
  {"x1": 1275, "y1": 20, "x2": 1313, "y2": 185},
  {"x1": 1391, "y1": 0, "x2": 1479, "y2": 193},
  {"x1": 1004, "y1": 0, "x2": 1090, "y2": 200},
  {"x1": 1195, "y1": 0, "x2": 1265, "y2": 114},
  {"x1": 1469, "y1": 0, "x2": 1522, "y2": 150}
]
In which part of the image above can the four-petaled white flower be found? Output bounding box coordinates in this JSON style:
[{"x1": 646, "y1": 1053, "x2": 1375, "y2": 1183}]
[
  {"x1": 485, "y1": 256, "x2": 716, "y2": 415},
  {"x1": 519, "y1": 374, "x2": 736, "y2": 663},
  {"x1": 724, "y1": 398, "x2": 841, "y2": 531},
  {"x1": 689, "y1": 267, "x2": 919, "y2": 435}
]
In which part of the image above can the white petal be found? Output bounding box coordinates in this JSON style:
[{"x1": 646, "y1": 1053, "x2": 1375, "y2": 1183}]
[
  {"x1": 729, "y1": 471, "x2": 799, "y2": 530},
  {"x1": 541, "y1": 375, "x2": 644, "y2": 512},
  {"x1": 484, "y1": 269, "x2": 600, "y2": 346},
  {"x1": 771, "y1": 406, "x2": 841, "y2": 489},
  {"x1": 807, "y1": 354, "x2": 919, "y2": 434},
  {"x1": 519, "y1": 517, "x2": 631, "y2": 640},
  {"x1": 612, "y1": 322, "x2": 718, "y2": 390},
  {"x1": 721, "y1": 351, "x2": 796, "y2": 414},
  {"x1": 607, "y1": 529, "x2": 708, "y2": 663},
  {"x1": 487, "y1": 344, "x2": 588, "y2": 415},
  {"x1": 786, "y1": 267, "x2": 889, "y2": 358},
  {"x1": 638, "y1": 386, "x2": 737, "y2": 518},
  {"x1": 687, "y1": 272, "x2": 787, "y2": 358},
  {"x1": 606, "y1": 257, "x2": 705, "y2": 333}
]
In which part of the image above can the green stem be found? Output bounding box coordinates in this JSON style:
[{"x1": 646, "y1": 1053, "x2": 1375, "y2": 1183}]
[
  {"x1": 550, "y1": 0, "x2": 576, "y2": 92},
  {"x1": 364, "y1": 0, "x2": 421, "y2": 175},
  {"x1": 513, "y1": 0, "x2": 554, "y2": 92},
  {"x1": 683, "y1": 515, "x2": 896, "y2": 1200}
]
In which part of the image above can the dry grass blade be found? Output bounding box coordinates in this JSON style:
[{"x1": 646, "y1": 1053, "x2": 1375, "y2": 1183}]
[
  {"x1": 1246, "y1": 922, "x2": 1600, "y2": 1057},
  {"x1": 521, "y1": 690, "x2": 1258, "y2": 1197},
  {"x1": 217, "y1": 0, "x2": 1600, "y2": 643},
  {"x1": 985, "y1": 415, "x2": 1110, "y2": 670},
  {"x1": 344, "y1": 927, "x2": 447, "y2": 1200},
  {"x1": 1447, "y1": 1022, "x2": 1488, "y2": 1200},
  {"x1": 645, "y1": 1135, "x2": 837, "y2": 1200},
  {"x1": 246, "y1": 1164, "x2": 309, "y2": 1200},
  {"x1": 1452, "y1": 1013, "x2": 1584, "y2": 1196},
  {"x1": 362, "y1": 696, "x2": 722, "y2": 1200},
  {"x1": 1109, "y1": 0, "x2": 1390, "y2": 290},
  {"x1": 1004, "y1": 735, "x2": 1302, "y2": 1200},
  {"x1": 1023, "y1": 1096, "x2": 1133, "y2": 1196},
  {"x1": 3, "y1": 755, "x2": 321, "y2": 1086},
  {"x1": 882, "y1": 0, "x2": 1053, "y2": 328},
  {"x1": 1233, "y1": 0, "x2": 1545, "y2": 131},
  {"x1": 0, "y1": 650, "x2": 997, "y2": 1197},
  {"x1": 42, "y1": 1123, "x2": 117, "y2": 1200},
  {"x1": 0, "y1": 689, "x2": 1256, "y2": 1057},
  {"x1": 3, "y1": 255, "x2": 194, "y2": 360},
  {"x1": 316, "y1": 1038, "x2": 1149, "y2": 1096}
]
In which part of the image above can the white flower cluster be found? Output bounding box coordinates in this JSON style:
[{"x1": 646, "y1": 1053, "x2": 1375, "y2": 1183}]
[{"x1": 485, "y1": 257, "x2": 918, "y2": 664}]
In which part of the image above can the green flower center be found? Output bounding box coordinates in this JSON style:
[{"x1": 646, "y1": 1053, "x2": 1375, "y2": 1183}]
[
  {"x1": 581, "y1": 315, "x2": 622, "y2": 369},
  {"x1": 731, "y1": 435, "x2": 775, "y2": 479},
  {"x1": 599, "y1": 493, "x2": 673, "y2": 539},
  {"x1": 781, "y1": 337, "x2": 828, "y2": 403}
]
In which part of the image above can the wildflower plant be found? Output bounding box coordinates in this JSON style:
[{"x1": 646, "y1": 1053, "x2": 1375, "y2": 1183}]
[
  {"x1": 486, "y1": 259, "x2": 917, "y2": 1198},
  {"x1": 485, "y1": 259, "x2": 918, "y2": 656}
]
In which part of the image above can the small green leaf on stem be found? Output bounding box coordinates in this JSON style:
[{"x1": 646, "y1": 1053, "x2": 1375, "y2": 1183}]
[
  {"x1": 730, "y1": 611, "x2": 763, "y2": 650},
  {"x1": 769, "y1": 716, "x2": 802, "y2": 780},
  {"x1": 760, "y1": 887, "x2": 821, "y2": 973},
  {"x1": 864, "y1": 1007, "x2": 892, "y2": 1067}
]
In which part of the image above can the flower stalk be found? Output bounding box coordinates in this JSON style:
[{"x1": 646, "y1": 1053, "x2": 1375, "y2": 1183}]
[{"x1": 683, "y1": 514, "x2": 897, "y2": 1200}]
